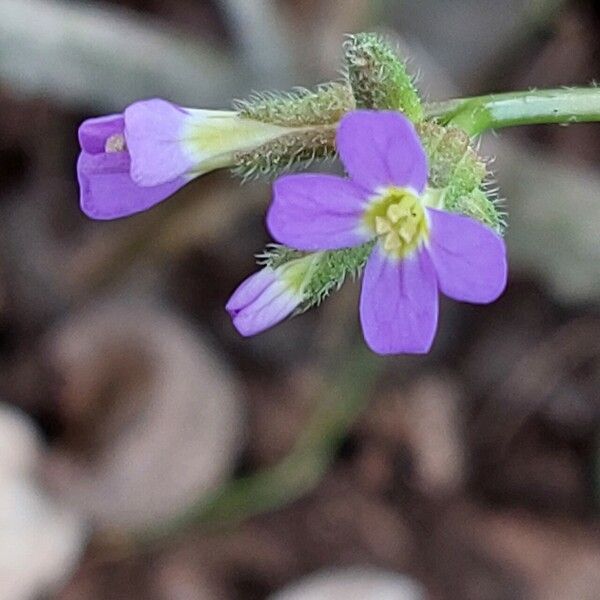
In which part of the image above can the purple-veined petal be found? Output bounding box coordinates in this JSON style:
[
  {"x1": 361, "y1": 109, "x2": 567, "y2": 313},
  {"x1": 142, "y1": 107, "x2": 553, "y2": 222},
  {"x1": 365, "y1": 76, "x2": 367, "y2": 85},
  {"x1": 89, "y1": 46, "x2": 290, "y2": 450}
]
[
  {"x1": 426, "y1": 208, "x2": 507, "y2": 303},
  {"x1": 78, "y1": 114, "x2": 124, "y2": 154},
  {"x1": 336, "y1": 110, "x2": 428, "y2": 194},
  {"x1": 360, "y1": 246, "x2": 438, "y2": 354},
  {"x1": 124, "y1": 98, "x2": 195, "y2": 187},
  {"x1": 267, "y1": 174, "x2": 370, "y2": 251},
  {"x1": 226, "y1": 268, "x2": 302, "y2": 336},
  {"x1": 77, "y1": 152, "x2": 185, "y2": 219}
]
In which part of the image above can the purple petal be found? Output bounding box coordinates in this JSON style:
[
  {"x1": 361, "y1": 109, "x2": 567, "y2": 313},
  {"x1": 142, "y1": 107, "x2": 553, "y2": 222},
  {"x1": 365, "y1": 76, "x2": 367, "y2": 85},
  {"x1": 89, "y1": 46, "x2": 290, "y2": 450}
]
[
  {"x1": 360, "y1": 246, "x2": 438, "y2": 354},
  {"x1": 77, "y1": 151, "x2": 185, "y2": 219},
  {"x1": 336, "y1": 110, "x2": 428, "y2": 194},
  {"x1": 124, "y1": 98, "x2": 195, "y2": 187},
  {"x1": 267, "y1": 174, "x2": 370, "y2": 251},
  {"x1": 226, "y1": 268, "x2": 301, "y2": 336},
  {"x1": 226, "y1": 267, "x2": 276, "y2": 315},
  {"x1": 427, "y1": 208, "x2": 507, "y2": 303},
  {"x1": 78, "y1": 114, "x2": 124, "y2": 154}
]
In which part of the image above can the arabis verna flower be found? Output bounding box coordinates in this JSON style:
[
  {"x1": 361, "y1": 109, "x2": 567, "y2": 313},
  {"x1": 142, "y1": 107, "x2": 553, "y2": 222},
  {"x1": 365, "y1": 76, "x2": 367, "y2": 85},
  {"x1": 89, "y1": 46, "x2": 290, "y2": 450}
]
[{"x1": 243, "y1": 109, "x2": 508, "y2": 354}]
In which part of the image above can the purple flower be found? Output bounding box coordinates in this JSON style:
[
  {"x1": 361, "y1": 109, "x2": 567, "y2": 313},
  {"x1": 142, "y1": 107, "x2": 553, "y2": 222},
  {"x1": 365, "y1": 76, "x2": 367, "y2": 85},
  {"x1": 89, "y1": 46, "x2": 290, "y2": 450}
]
[
  {"x1": 78, "y1": 99, "x2": 291, "y2": 219},
  {"x1": 227, "y1": 254, "x2": 320, "y2": 336},
  {"x1": 265, "y1": 110, "x2": 508, "y2": 355},
  {"x1": 78, "y1": 108, "x2": 184, "y2": 219}
]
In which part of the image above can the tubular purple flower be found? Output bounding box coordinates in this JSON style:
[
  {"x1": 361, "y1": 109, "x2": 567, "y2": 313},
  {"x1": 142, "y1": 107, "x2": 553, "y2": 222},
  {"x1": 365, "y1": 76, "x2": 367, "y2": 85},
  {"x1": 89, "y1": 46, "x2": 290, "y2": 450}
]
[
  {"x1": 226, "y1": 255, "x2": 320, "y2": 336},
  {"x1": 77, "y1": 99, "x2": 294, "y2": 219},
  {"x1": 77, "y1": 111, "x2": 187, "y2": 219},
  {"x1": 265, "y1": 110, "x2": 508, "y2": 355}
]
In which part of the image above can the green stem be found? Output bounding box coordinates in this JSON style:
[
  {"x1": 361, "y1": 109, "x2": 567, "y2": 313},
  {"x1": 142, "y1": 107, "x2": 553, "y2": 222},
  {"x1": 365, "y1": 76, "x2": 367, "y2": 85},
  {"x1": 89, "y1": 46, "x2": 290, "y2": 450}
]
[{"x1": 424, "y1": 87, "x2": 600, "y2": 135}]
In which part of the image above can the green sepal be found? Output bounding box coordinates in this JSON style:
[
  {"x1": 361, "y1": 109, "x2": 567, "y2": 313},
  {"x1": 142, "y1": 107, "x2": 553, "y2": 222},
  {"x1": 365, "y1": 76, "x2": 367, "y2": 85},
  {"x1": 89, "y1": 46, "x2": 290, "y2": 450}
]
[
  {"x1": 343, "y1": 33, "x2": 423, "y2": 120},
  {"x1": 232, "y1": 127, "x2": 336, "y2": 181},
  {"x1": 258, "y1": 242, "x2": 375, "y2": 312},
  {"x1": 232, "y1": 83, "x2": 354, "y2": 127},
  {"x1": 417, "y1": 121, "x2": 504, "y2": 232},
  {"x1": 230, "y1": 83, "x2": 354, "y2": 180}
]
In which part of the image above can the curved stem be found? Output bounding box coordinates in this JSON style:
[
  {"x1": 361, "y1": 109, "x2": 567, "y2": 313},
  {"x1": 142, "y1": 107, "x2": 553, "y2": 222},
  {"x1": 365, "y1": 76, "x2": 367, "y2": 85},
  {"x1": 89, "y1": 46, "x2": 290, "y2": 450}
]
[{"x1": 424, "y1": 87, "x2": 600, "y2": 135}]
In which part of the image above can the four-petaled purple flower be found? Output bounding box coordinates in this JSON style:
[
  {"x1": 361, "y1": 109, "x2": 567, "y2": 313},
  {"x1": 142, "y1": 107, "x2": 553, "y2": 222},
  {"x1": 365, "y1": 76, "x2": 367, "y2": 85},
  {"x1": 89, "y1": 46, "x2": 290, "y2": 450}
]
[{"x1": 256, "y1": 110, "x2": 507, "y2": 354}]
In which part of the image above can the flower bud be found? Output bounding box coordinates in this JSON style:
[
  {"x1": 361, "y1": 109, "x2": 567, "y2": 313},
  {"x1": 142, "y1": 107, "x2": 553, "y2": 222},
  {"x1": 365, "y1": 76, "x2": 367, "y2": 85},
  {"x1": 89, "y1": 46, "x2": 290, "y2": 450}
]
[
  {"x1": 343, "y1": 33, "x2": 423, "y2": 120},
  {"x1": 226, "y1": 254, "x2": 320, "y2": 336}
]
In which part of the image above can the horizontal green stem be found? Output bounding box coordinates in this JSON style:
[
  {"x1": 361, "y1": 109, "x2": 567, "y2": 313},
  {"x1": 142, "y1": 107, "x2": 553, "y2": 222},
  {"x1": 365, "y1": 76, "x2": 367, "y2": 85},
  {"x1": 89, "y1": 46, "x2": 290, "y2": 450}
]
[{"x1": 424, "y1": 87, "x2": 600, "y2": 135}]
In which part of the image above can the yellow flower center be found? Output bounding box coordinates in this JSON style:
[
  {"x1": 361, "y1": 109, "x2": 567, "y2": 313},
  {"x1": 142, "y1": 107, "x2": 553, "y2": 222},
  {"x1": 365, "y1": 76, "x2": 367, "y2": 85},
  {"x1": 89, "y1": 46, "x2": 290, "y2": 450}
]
[{"x1": 363, "y1": 187, "x2": 429, "y2": 258}]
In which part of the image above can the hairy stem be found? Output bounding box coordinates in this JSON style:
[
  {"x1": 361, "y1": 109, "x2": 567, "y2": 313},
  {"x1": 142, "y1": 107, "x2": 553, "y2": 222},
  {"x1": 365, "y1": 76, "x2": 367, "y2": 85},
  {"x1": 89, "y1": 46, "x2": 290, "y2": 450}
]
[{"x1": 424, "y1": 87, "x2": 600, "y2": 135}]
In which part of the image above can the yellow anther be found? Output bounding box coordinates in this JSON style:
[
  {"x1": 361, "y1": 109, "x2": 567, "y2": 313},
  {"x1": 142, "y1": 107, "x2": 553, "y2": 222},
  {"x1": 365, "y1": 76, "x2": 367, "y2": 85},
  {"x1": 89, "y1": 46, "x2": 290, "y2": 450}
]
[
  {"x1": 362, "y1": 186, "x2": 429, "y2": 258},
  {"x1": 387, "y1": 202, "x2": 409, "y2": 223},
  {"x1": 105, "y1": 133, "x2": 126, "y2": 153},
  {"x1": 375, "y1": 216, "x2": 393, "y2": 235},
  {"x1": 383, "y1": 232, "x2": 401, "y2": 252},
  {"x1": 399, "y1": 221, "x2": 417, "y2": 243}
]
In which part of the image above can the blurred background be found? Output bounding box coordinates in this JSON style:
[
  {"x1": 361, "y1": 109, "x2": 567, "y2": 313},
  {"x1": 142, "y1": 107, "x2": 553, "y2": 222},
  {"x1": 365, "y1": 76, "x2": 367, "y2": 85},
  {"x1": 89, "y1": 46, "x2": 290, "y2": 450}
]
[{"x1": 1, "y1": 0, "x2": 600, "y2": 598}]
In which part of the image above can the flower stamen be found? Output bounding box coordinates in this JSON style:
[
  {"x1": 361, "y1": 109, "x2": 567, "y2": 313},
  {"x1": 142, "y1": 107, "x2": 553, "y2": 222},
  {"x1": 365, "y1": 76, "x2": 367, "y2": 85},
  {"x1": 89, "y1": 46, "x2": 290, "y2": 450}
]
[
  {"x1": 363, "y1": 187, "x2": 428, "y2": 258},
  {"x1": 105, "y1": 133, "x2": 126, "y2": 153}
]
